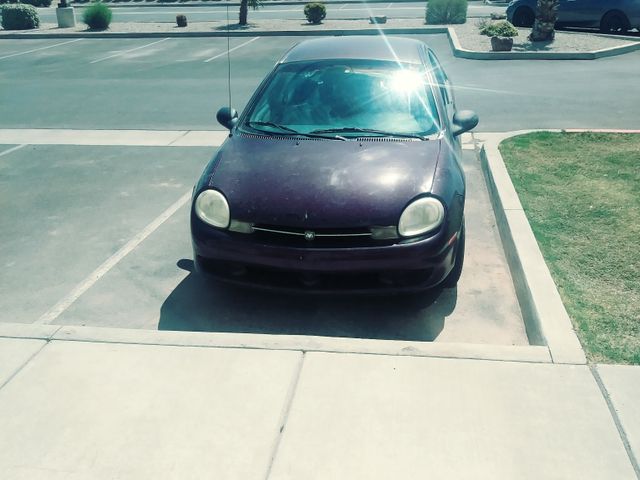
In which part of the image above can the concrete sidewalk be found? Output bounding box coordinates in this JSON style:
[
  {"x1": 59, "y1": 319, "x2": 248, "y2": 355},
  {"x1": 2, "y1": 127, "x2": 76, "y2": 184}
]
[{"x1": 1, "y1": 326, "x2": 638, "y2": 479}]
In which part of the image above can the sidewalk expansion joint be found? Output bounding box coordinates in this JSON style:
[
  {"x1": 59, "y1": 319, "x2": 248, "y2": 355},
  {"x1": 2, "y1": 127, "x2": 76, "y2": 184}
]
[
  {"x1": 0, "y1": 340, "x2": 51, "y2": 393},
  {"x1": 263, "y1": 351, "x2": 305, "y2": 480},
  {"x1": 166, "y1": 130, "x2": 190, "y2": 146},
  {"x1": 590, "y1": 364, "x2": 640, "y2": 479}
]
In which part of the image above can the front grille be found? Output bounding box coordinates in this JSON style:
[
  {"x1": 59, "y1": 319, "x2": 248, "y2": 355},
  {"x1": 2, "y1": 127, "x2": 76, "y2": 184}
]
[{"x1": 251, "y1": 224, "x2": 388, "y2": 248}]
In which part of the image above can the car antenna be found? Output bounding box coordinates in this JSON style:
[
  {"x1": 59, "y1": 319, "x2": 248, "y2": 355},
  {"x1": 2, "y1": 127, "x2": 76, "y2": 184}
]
[{"x1": 226, "y1": 3, "x2": 232, "y2": 111}]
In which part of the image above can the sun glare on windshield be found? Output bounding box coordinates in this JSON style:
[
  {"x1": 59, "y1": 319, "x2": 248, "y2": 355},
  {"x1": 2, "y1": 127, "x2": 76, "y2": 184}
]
[{"x1": 388, "y1": 69, "x2": 424, "y2": 94}]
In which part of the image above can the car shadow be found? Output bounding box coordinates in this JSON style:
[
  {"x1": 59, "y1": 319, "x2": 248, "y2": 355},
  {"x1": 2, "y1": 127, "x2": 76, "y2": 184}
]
[{"x1": 157, "y1": 259, "x2": 456, "y2": 341}]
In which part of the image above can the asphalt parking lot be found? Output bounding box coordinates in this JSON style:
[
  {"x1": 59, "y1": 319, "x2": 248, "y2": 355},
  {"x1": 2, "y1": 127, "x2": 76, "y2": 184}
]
[
  {"x1": 1, "y1": 35, "x2": 639, "y2": 131},
  {"x1": 2, "y1": 32, "x2": 638, "y2": 346}
]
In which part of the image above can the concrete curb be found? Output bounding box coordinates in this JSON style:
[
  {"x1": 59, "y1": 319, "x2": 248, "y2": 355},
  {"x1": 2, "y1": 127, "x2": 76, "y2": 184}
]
[
  {"x1": 476, "y1": 131, "x2": 587, "y2": 365},
  {"x1": 0, "y1": 27, "x2": 447, "y2": 39},
  {"x1": 447, "y1": 27, "x2": 640, "y2": 60},
  {"x1": 0, "y1": 322, "x2": 553, "y2": 363},
  {"x1": 3, "y1": 24, "x2": 638, "y2": 60}
]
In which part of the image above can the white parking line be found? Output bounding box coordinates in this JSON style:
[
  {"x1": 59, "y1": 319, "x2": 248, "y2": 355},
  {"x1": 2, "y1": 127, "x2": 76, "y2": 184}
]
[
  {"x1": 0, "y1": 39, "x2": 82, "y2": 61},
  {"x1": 90, "y1": 38, "x2": 171, "y2": 64},
  {"x1": 0, "y1": 144, "x2": 27, "y2": 157},
  {"x1": 35, "y1": 190, "x2": 192, "y2": 325},
  {"x1": 339, "y1": 4, "x2": 348, "y2": 9},
  {"x1": 204, "y1": 36, "x2": 260, "y2": 63}
]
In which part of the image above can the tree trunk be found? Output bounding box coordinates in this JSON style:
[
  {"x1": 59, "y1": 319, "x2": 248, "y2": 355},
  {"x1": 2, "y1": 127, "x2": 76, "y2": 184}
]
[
  {"x1": 239, "y1": 0, "x2": 248, "y2": 25},
  {"x1": 529, "y1": 0, "x2": 559, "y2": 42}
]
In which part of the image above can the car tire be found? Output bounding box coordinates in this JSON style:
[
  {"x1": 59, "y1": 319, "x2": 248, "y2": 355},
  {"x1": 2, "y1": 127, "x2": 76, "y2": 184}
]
[
  {"x1": 512, "y1": 7, "x2": 535, "y2": 28},
  {"x1": 600, "y1": 12, "x2": 629, "y2": 34},
  {"x1": 442, "y1": 221, "x2": 465, "y2": 289}
]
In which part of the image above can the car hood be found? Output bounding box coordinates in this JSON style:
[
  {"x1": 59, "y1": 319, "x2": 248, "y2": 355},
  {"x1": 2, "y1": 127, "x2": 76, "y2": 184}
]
[{"x1": 208, "y1": 133, "x2": 442, "y2": 228}]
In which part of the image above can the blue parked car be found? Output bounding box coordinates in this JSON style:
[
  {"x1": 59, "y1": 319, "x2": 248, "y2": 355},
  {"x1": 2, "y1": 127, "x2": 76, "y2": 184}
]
[{"x1": 507, "y1": 0, "x2": 640, "y2": 33}]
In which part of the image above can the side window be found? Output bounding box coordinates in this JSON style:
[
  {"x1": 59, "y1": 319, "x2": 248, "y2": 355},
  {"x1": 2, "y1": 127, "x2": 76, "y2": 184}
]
[
  {"x1": 427, "y1": 51, "x2": 449, "y2": 104},
  {"x1": 427, "y1": 51, "x2": 455, "y2": 122}
]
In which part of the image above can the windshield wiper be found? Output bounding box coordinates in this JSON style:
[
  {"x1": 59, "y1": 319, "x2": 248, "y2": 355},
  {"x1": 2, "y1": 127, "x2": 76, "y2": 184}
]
[
  {"x1": 246, "y1": 121, "x2": 346, "y2": 141},
  {"x1": 310, "y1": 127, "x2": 429, "y2": 140}
]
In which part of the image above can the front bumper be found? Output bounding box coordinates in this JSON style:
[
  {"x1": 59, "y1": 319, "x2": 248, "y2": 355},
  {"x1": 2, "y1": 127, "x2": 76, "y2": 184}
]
[{"x1": 191, "y1": 219, "x2": 460, "y2": 293}]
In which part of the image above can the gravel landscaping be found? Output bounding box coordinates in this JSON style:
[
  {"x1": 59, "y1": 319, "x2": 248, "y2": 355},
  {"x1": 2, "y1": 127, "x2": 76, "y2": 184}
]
[
  {"x1": 454, "y1": 20, "x2": 639, "y2": 53},
  {"x1": 2, "y1": 17, "x2": 639, "y2": 55}
]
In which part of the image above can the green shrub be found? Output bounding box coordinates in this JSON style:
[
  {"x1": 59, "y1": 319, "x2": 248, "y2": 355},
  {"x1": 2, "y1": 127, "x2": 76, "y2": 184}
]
[
  {"x1": 425, "y1": 0, "x2": 467, "y2": 25},
  {"x1": 304, "y1": 2, "x2": 326, "y2": 24},
  {"x1": 0, "y1": 0, "x2": 51, "y2": 6},
  {"x1": 1, "y1": 4, "x2": 40, "y2": 30},
  {"x1": 82, "y1": 1, "x2": 112, "y2": 30},
  {"x1": 479, "y1": 20, "x2": 519, "y2": 37}
]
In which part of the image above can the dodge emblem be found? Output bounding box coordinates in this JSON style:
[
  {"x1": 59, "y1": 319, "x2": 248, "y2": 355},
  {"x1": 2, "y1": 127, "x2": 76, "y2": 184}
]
[{"x1": 304, "y1": 231, "x2": 315, "y2": 241}]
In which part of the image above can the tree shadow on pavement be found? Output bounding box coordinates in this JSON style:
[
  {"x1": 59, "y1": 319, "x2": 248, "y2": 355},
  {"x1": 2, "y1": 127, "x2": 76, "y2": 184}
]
[{"x1": 157, "y1": 259, "x2": 456, "y2": 341}]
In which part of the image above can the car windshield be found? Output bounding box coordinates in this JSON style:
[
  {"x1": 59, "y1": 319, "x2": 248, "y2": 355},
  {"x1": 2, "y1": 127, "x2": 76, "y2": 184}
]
[{"x1": 242, "y1": 59, "x2": 442, "y2": 138}]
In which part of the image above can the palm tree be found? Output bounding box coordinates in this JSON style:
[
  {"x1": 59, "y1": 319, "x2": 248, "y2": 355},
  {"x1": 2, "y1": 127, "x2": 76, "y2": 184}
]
[
  {"x1": 529, "y1": 0, "x2": 559, "y2": 42},
  {"x1": 239, "y1": 0, "x2": 262, "y2": 26}
]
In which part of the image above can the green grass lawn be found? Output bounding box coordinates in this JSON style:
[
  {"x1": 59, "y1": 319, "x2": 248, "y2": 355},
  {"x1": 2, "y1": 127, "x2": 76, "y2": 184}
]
[{"x1": 500, "y1": 132, "x2": 639, "y2": 364}]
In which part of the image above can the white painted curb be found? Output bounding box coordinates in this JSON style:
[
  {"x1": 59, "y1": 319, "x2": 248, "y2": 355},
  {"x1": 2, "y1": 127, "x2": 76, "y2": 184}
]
[
  {"x1": 0, "y1": 129, "x2": 229, "y2": 147},
  {"x1": 476, "y1": 131, "x2": 586, "y2": 365}
]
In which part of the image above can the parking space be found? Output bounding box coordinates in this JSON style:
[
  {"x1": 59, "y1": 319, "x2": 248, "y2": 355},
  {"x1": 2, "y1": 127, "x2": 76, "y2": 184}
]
[
  {"x1": 0, "y1": 141, "x2": 528, "y2": 345},
  {"x1": 0, "y1": 144, "x2": 212, "y2": 324}
]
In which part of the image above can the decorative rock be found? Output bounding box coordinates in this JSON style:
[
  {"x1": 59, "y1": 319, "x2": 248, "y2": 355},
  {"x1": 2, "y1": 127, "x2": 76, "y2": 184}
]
[
  {"x1": 369, "y1": 15, "x2": 387, "y2": 24},
  {"x1": 176, "y1": 14, "x2": 187, "y2": 27}
]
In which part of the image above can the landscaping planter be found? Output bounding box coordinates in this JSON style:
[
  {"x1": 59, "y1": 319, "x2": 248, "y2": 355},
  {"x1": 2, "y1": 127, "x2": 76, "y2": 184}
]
[
  {"x1": 491, "y1": 36, "x2": 514, "y2": 52},
  {"x1": 56, "y1": 6, "x2": 76, "y2": 28}
]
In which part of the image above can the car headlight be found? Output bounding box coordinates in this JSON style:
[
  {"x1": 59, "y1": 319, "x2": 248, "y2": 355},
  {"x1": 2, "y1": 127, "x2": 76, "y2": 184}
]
[
  {"x1": 194, "y1": 189, "x2": 230, "y2": 228},
  {"x1": 398, "y1": 197, "x2": 445, "y2": 237}
]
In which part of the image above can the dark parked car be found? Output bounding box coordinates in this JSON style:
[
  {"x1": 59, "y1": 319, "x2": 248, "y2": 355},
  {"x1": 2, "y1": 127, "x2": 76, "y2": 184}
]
[
  {"x1": 507, "y1": 0, "x2": 640, "y2": 33},
  {"x1": 191, "y1": 36, "x2": 478, "y2": 293}
]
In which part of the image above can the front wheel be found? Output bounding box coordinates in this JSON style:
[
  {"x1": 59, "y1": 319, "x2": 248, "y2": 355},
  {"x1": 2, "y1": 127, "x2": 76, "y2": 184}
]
[
  {"x1": 442, "y1": 222, "x2": 465, "y2": 288},
  {"x1": 600, "y1": 12, "x2": 629, "y2": 34}
]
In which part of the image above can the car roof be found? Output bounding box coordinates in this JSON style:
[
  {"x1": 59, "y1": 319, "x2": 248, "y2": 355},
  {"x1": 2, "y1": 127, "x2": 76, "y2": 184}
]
[{"x1": 279, "y1": 36, "x2": 428, "y2": 65}]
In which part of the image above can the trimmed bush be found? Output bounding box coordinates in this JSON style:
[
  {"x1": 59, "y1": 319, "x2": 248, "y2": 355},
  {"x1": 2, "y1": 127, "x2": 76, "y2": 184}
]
[
  {"x1": 304, "y1": 2, "x2": 326, "y2": 24},
  {"x1": 479, "y1": 20, "x2": 518, "y2": 37},
  {"x1": 425, "y1": 0, "x2": 467, "y2": 25},
  {"x1": 0, "y1": 0, "x2": 51, "y2": 6},
  {"x1": 82, "y1": 1, "x2": 112, "y2": 30},
  {"x1": 176, "y1": 14, "x2": 187, "y2": 27},
  {"x1": 1, "y1": 4, "x2": 40, "y2": 30}
]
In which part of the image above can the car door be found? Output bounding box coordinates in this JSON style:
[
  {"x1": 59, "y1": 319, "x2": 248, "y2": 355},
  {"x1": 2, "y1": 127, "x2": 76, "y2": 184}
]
[
  {"x1": 559, "y1": 0, "x2": 602, "y2": 26},
  {"x1": 558, "y1": 0, "x2": 581, "y2": 24}
]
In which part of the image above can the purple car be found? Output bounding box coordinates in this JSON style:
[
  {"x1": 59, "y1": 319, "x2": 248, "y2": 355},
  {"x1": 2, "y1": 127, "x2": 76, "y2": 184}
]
[{"x1": 191, "y1": 36, "x2": 478, "y2": 293}]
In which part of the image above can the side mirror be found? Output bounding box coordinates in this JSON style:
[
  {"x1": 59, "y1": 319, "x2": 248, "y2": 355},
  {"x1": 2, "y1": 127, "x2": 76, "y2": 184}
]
[
  {"x1": 216, "y1": 107, "x2": 238, "y2": 130},
  {"x1": 452, "y1": 110, "x2": 479, "y2": 137}
]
